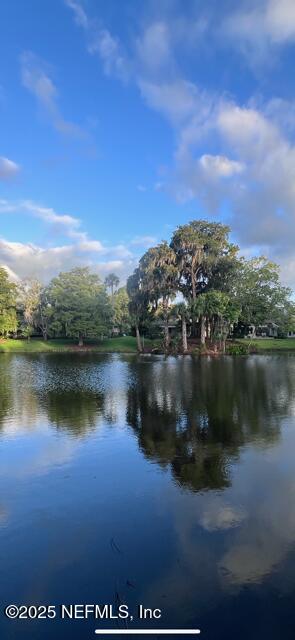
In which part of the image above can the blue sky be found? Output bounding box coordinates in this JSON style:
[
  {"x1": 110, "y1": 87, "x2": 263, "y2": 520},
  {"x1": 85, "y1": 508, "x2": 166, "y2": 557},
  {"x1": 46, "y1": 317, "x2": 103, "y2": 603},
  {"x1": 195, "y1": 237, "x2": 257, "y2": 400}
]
[{"x1": 1, "y1": 0, "x2": 295, "y2": 287}]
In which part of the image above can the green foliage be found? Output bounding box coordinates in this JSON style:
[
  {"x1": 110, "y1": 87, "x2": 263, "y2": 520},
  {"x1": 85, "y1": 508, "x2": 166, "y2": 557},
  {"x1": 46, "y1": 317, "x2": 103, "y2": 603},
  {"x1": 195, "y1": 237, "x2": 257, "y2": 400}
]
[
  {"x1": 0, "y1": 267, "x2": 17, "y2": 336},
  {"x1": 127, "y1": 269, "x2": 146, "y2": 321},
  {"x1": 139, "y1": 242, "x2": 177, "y2": 305},
  {"x1": 139, "y1": 242, "x2": 178, "y2": 349},
  {"x1": 127, "y1": 221, "x2": 294, "y2": 354},
  {"x1": 226, "y1": 342, "x2": 250, "y2": 355},
  {"x1": 18, "y1": 278, "x2": 44, "y2": 338},
  {"x1": 46, "y1": 267, "x2": 112, "y2": 345},
  {"x1": 234, "y1": 257, "x2": 292, "y2": 327},
  {"x1": 170, "y1": 220, "x2": 237, "y2": 299},
  {"x1": 104, "y1": 272, "x2": 120, "y2": 297},
  {"x1": 21, "y1": 325, "x2": 34, "y2": 340},
  {"x1": 173, "y1": 302, "x2": 190, "y2": 321},
  {"x1": 169, "y1": 334, "x2": 182, "y2": 353},
  {"x1": 113, "y1": 287, "x2": 131, "y2": 334},
  {"x1": 126, "y1": 268, "x2": 150, "y2": 351},
  {"x1": 1, "y1": 219, "x2": 294, "y2": 356},
  {"x1": 190, "y1": 290, "x2": 240, "y2": 344}
]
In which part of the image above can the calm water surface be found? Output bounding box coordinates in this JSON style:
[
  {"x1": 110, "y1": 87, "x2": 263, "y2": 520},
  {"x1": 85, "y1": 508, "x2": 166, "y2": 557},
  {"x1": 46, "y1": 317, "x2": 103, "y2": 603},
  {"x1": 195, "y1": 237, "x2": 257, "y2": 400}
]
[{"x1": 1, "y1": 353, "x2": 295, "y2": 639}]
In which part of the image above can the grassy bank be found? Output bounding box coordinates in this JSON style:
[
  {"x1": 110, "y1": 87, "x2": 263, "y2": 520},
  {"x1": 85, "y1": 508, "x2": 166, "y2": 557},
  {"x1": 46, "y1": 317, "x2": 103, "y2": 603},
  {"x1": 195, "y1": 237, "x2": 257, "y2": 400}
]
[
  {"x1": 238, "y1": 338, "x2": 295, "y2": 352},
  {"x1": 0, "y1": 336, "x2": 146, "y2": 353},
  {"x1": 1, "y1": 336, "x2": 295, "y2": 354}
]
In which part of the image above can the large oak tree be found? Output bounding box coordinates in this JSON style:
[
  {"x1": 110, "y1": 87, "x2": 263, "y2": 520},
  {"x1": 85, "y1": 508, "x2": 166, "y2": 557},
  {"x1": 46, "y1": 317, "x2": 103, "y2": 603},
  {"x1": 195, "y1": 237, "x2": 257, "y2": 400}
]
[{"x1": 46, "y1": 267, "x2": 112, "y2": 345}]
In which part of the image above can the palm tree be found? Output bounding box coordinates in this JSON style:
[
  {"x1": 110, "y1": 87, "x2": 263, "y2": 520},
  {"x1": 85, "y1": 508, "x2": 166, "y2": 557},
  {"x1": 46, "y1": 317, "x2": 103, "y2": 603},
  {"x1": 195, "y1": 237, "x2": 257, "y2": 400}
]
[
  {"x1": 191, "y1": 290, "x2": 239, "y2": 351},
  {"x1": 173, "y1": 302, "x2": 190, "y2": 352},
  {"x1": 105, "y1": 273, "x2": 120, "y2": 299},
  {"x1": 191, "y1": 295, "x2": 207, "y2": 346}
]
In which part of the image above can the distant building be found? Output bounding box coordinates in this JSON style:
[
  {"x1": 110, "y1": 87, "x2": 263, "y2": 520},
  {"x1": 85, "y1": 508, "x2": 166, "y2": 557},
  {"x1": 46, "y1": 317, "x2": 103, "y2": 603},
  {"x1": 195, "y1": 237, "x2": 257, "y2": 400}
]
[
  {"x1": 245, "y1": 322, "x2": 279, "y2": 338},
  {"x1": 157, "y1": 320, "x2": 179, "y2": 337}
]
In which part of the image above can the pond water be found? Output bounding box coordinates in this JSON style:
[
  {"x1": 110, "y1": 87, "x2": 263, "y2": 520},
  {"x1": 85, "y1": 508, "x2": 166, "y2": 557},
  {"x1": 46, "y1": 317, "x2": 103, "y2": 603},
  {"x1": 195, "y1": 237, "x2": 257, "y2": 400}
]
[{"x1": 1, "y1": 353, "x2": 295, "y2": 640}]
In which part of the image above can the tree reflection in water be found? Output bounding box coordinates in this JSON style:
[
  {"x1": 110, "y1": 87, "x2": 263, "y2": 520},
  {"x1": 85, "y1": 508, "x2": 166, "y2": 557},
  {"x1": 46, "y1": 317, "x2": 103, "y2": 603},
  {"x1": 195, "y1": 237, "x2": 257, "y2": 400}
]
[
  {"x1": 126, "y1": 355, "x2": 294, "y2": 491},
  {"x1": 1, "y1": 353, "x2": 294, "y2": 490}
]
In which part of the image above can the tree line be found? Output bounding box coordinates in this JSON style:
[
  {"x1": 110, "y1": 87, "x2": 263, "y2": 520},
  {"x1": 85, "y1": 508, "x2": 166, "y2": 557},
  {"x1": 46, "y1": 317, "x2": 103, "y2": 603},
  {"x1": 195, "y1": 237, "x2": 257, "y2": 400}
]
[
  {"x1": 0, "y1": 219, "x2": 294, "y2": 351},
  {"x1": 126, "y1": 219, "x2": 294, "y2": 352},
  {"x1": 0, "y1": 266, "x2": 129, "y2": 346}
]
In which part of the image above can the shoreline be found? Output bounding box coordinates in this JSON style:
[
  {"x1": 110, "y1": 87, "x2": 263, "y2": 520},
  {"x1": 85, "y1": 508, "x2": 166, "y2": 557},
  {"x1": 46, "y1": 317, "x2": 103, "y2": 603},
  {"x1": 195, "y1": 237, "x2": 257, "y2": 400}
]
[{"x1": 1, "y1": 336, "x2": 295, "y2": 355}]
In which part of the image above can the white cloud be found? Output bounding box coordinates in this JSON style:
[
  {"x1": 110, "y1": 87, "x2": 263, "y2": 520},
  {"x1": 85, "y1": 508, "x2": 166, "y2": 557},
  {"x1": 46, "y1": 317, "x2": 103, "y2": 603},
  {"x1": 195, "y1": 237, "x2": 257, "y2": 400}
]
[
  {"x1": 224, "y1": 0, "x2": 295, "y2": 63},
  {"x1": 137, "y1": 82, "x2": 295, "y2": 285},
  {"x1": 94, "y1": 260, "x2": 124, "y2": 273},
  {"x1": 64, "y1": 0, "x2": 89, "y2": 29},
  {"x1": 137, "y1": 184, "x2": 147, "y2": 192},
  {"x1": 146, "y1": 92, "x2": 295, "y2": 287},
  {"x1": 110, "y1": 244, "x2": 132, "y2": 259},
  {"x1": 263, "y1": 97, "x2": 295, "y2": 135},
  {"x1": 0, "y1": 198, "x2": 134, "y2": 261},
  {"x1": 130, "y1": 235, "x2": 157, "y2": 247},
  {"x1": 199, "y1": 154, "x2": 244, "y2": 178},
  {"x1": 0, "y1": 239, "x2": 74, "y2": 280},
  {"x1": 266, "y1": 0, "x2": 295, "y2": 43},
  {"x1": 0, "y1": 157, "x2": 20, "y2": 180},
  {"x1": 0, "y1": 198, "x2": 81, "y2": 236},
  {"x1": 65, "y1": 1, "x2": 129, "y2": 81},
  {"x1": 217, "y1": 105, "x2": 280, "y2": 158},
  {"x1": 0, "y1": 196, "x2": 136, "y2": 281},
  {"x1": 0, "y1": 237, "x2": 135, "y2": 282},
  {"x1": 20, "y1": 51, "x2": 85, "y2": 137},
  {"x1": 200, "y1": 502, "x2": 246, "y2": 532},
  {"x1": 279, "y1": 257, "x2": 295, "y2": 289},
  {"x1": 211, "y1": 108, "x2": 295, "y2": 290},
  {"x1": 64, "y1": 1, "x2": 295, "y2": 289},
  {"x1": 178, "y1": 100, "x2": 295, "y2": 267},
  {"x1": 24, "y1": 200, "x2": 80, "y2": 229},
  {"x1": 219, "y1": 436, "x2": 295, "y2": 587},
  {"x1": 78, "y1": 239, "x2": 104, "y2": 252},
  {"x1": 138, "y1": 79, "x2": 199, "y2": 124},
  {"x1": 90, "y1": 29, "x2": 128, "y2": 80},
  {"x1": 136, "y1": 22, "x2": 172, "y2": 74}
]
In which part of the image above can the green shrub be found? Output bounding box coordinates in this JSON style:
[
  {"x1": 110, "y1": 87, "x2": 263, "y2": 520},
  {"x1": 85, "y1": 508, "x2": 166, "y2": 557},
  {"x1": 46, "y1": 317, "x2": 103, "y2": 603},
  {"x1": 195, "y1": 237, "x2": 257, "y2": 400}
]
[
  {"x1": 277, "y1": 331, "x2": 287, "y2": 339},
  {"x1": 226, "y1": 342, "x2": 250, "y2": 355},
  {"x1": 170, "y1": 335, "x2": 182, "y2": 353}
]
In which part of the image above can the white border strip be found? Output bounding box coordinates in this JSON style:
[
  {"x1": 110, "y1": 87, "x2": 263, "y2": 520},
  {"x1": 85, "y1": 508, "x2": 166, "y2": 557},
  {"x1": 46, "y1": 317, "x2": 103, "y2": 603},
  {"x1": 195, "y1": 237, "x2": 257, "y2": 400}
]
[{"x1": 95, "y1": 631, "x2": 201, "y2": 635}]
